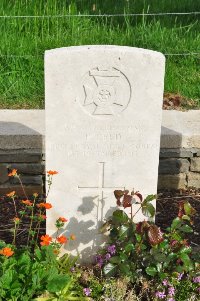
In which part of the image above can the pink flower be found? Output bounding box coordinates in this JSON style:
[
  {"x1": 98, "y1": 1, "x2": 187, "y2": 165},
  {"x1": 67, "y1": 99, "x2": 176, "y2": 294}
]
[
  {"x1": 162, "y1": 279, "x2": 168, "y2": 286},
  {"x1": 155, "y1": 291, "x2": 166, "y2": 299},
  {"x1": 168, "y1": 286, "x2": 175, "y2": 296},
  {"x1": 83, "y1": 288, "x2": 91, "y2": 296}
]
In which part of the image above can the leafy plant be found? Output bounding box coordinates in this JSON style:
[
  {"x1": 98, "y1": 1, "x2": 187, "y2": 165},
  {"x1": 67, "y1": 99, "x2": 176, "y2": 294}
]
[
  {"x1": 97, "y1": 189, "x2": 199, "y2": 284},
  {"x1": 0, "y1": 169, "x2": 87, "y2": 301}
]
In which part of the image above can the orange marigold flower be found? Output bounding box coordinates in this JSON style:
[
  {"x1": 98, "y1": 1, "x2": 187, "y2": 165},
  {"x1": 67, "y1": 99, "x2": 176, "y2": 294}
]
[
  {"x1": 6, "y1": 191, "x2": 15, "y2": 198},
  {"x1": 47, "y1": 170, "x2": 58, "y2": 175},
  {"x1": 22, "y1": 199, "x2": 33, "y2": 206},
  {"x1": 70, "y1": 234, "x2": 76, "y2": 241},
  {"x1": 58, "y1": 217, "x2": 68, "y2": 222},
  {"x1": 57, "y1": 235, "x2": 68, "y2": 244},
  {"x1": 37, "y1": 202, "x2": 52, "y2": 209},
  {"x1": 0, "y1": 247, "x2": 14, "y2": 257},
  {"x1": 13, "y1": 217, "x2": 20, "y2": 223},
  {"x1": 8, "y1": 169, "x2": 17, "y2": 177},
  {"x1": 40, "y1": 234, "x2": 52, "y2": 246}
]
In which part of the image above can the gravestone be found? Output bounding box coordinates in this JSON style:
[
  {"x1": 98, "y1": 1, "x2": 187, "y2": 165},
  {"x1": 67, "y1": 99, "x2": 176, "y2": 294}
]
[{"x1": 45, "y1": 45, "x2": 165, "y2": 261}]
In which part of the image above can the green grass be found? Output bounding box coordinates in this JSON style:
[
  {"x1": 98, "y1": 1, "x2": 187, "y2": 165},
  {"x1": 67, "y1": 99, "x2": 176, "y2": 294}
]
[{"x1": 0, "y1": 0, "x2": 200, "y2": 109}]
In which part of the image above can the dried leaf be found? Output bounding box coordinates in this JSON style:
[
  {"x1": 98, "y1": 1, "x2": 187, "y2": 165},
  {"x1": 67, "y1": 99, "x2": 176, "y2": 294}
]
[
  {"x1": 122, "y1": 194, "x2": 132, "y2": 208},
  {"x1": 148, "y1": 225, "x2": 164, "y2": 246}
]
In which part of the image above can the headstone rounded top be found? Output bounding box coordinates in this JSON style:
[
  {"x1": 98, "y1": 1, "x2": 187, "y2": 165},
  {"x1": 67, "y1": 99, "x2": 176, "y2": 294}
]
[{"x1": 45, "y1": 45, "x2": 165, "y2": 61}]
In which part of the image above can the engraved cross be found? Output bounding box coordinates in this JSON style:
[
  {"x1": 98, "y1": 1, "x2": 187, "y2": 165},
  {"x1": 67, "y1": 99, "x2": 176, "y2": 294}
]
[{"x1": 78, "y1": 162, "x2": 125, "y2": 202}]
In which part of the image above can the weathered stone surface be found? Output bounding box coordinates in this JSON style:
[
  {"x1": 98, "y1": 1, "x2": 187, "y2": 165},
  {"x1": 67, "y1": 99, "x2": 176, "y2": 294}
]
[
  {"x1": 159, "y1": 158, "x2": 189, "y2": 174},
  {"x1": 0, "y1": 185, "x2": 43, "y2": 196},
  {"x1": 11, "y1": 175, "x2": 43, "y2": 186},
  {"x1": 0, "y1": 164, "x2": 9, "y2": 184},
  {"x1": 7, "y1": 163, "x2": 45, "y2": 174},
  {"x1": 158, "y1": 174, "x2": 186, "y2": 190},
  {"x1": 190, "y1": 158, "x2": 200, "y2": 172},
  {"x1": 0, "y1": 110, "x2": 44, "y2": 150},
  {"x1": 45, "y1": 45, "x2": 165, "y2": 260},
  {"x1": 187, "y1": 172, "x2": 200, "y2": 188},
  {"x1": 0, "y1": 150, "x2": 42, "y2": 163},
  {"x1": 161, "y1": 110, "x2": 200, "y2": 148},
  {"x1": 159, "y1": 148, "x2": 193, "y2": 158}
]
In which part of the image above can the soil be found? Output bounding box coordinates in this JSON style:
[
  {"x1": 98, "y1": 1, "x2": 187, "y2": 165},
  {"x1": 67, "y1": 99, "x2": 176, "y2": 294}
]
[{"x1": 0, "y1": 189, "x2": 199, "y2": 248}]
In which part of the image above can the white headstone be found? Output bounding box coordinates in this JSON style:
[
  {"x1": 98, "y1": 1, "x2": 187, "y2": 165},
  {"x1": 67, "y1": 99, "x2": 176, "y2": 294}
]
[{"x1": 45, "y1": 45, "x2": 165, "y2": 261}]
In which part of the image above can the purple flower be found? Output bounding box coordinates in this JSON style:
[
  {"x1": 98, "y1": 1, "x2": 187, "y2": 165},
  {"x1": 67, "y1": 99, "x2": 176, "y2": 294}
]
[
  {"x1": 168, "y1": 286, "x2": 175, "y2": 296},
  {"x1": 162, "y1": 279, "x2": 168, "y2": 286},
  {"x1": 193, "y1": 276, "x2": 200, "y2": 283},
  {"x1": 167, "y1": 298, "x2": 175, "y2": 301},
  {"x1": 95, "y1": 254, "x2": 104, "y2": 267},
  {"x1": 107, "y1": 244, "x2": 116, "y2": 255},
  {"x1": 197, "y1": 287, "x2": 200, "y2": 292},
  {"x1": 155, "y1": 291, "x2": 166, "y2": 299},
  {"x1": 105, "y1": 253, "x2": 111, "y2": 261},
  {"x1": 83, "y1": 288, "x2": 91, "y2": 296},
  {"x1": 177, "y1": 273, "x2": 184, "y2": 281}
]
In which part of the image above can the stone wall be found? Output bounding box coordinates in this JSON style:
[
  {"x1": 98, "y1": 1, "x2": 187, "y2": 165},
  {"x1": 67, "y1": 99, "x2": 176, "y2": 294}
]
[
  {"x1": 158, "y1": 148, "x2": 200, "y2": 189},
  {"x1": 0, "y1": 110, "x2": 200, "y2": 195},
  {"x1": 0, "y1": 150, "x2": 44, "y2": 196}
]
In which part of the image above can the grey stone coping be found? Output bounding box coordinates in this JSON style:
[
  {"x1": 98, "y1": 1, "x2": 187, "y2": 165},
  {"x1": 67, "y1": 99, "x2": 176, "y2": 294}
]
[{"x1": 0, "y1": 109, "x2": 200, "y2": 150}]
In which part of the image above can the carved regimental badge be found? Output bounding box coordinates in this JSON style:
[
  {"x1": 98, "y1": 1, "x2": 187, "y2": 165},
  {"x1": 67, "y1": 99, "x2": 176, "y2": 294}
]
[{"x1": 77, "y1": 67, "x2": 131, "y2": 116}]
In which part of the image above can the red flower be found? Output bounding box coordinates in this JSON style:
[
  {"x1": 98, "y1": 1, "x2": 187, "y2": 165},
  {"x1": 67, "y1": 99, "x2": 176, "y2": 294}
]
[
  {"x1": 57, "y1": 235, "x2": 68, "y2": 244},
  {"x1": 40, "y1": 234, "x2": 52, "y2": 246}
]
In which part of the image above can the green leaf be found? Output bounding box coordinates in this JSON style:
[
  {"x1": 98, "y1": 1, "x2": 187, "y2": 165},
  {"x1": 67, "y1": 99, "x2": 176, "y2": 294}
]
[
  {"x1": 119, "y1": 225, "x2": 129, "y2": 239},
  {"x1": 145, "y1": 266, "x2": 157, "y2": 276},
  {"x1": 143, "y1": 194, "x2": 156, "y2": 203},
  {"x1": 109, "y1": 256, "x2": 121, "y2": 264},
  {"x1": 119, "y1": 263, "x2": 130, "y2": 275},
  {"x1": 183, "y1": 201, "x2": 196, "y2": 216},
  {"x1": 119, "y1": 253, "x2": 128, "y2": 262},
  {"x1": 47, "y1": 274, "x2": 71, "y2": 293},
  {"x1": 124, "y1": 243, "x2": 135, "y2": 253},
  {"x1": 179, "y1": 224, "x2": 193, "y2": 233},
  {"x1": 142, "y1": 203, "x2": 155, "y2": 218},
  {"x1": 112, "y1": 210, "x2": 128, "y2": 224},
  {"x1": 154, "y1": 253, "x2": 167, "y2": 262},
  {"x1": 103, "y1": 263, "x2": 118, "y2": 277},
  {"x1": 171, "y1": 217, "x2": 182, "y2": 230}
]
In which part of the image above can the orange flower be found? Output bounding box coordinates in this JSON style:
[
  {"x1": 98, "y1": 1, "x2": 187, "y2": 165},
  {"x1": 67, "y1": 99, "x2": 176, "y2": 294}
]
[
  {"x1": 58, "y1": 217, "x2": 68, "y2": 222},
  {"x1": 47, "y1": 170, "x2": 58, "y2": 175},
  {"x1": 0, "y1": 247, "x2": 14, "y2": 257},
  {"x1": 70, "y1": 234, "x2": 76, "y2": 241},
  {"x1": 8, "y1": 169, "x2": 17, "y2": 177},
  {"x1": 40, "y1": 234, "x2": 52, "y2": 246},
  {"x1": 13, "y1": 217, "x2": 20, "y2": 223},
  {"x1": 37, "y1": 202, "x2": 52, "y2": 209},
  {"x1": 22, "y1": 199, "x2": 33, "y2": 206},
  {"x1": 57, "y1": 235, "x2": 68, "y2": 244},
  {"x1": 6, "y1": 191, "x2": 15, "y2": 198}
]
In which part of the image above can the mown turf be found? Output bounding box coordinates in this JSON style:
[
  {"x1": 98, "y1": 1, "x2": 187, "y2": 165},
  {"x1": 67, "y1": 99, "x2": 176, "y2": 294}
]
[{"x1": 0, "y1": 0, "x2": 200, "y2": 109}]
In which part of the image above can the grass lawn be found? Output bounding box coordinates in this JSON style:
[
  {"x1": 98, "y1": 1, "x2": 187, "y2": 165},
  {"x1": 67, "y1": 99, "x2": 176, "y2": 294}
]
[{"x1": 0, "y1": 0, "x2": 200, "y2": 109}]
